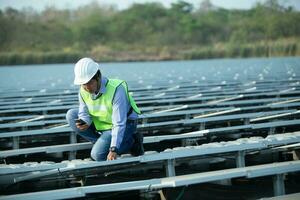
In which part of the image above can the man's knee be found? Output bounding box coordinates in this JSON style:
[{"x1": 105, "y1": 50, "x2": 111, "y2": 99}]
[
  {"x1": 66, "y1": 108, "x2": 81, "y2": 133},
  {"x1": 66, "y1": 109, "x2": 77, "y2": 121},
  {"x1": 90, "y1": 148, "x2": 107, "y2": 161}
]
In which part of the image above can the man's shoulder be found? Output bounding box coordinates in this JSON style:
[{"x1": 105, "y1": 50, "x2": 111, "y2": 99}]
[{"x1": 107, "y1": 78, "x2": 125, "y2": 87}]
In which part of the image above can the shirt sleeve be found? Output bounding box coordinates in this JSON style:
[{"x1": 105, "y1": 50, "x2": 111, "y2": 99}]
[
  {"x1": 78, "y1": 92, "x2": 92, "y2": 126},
  {"x1": 110, "y1": 85, "x2": 130, "y2": 149}
]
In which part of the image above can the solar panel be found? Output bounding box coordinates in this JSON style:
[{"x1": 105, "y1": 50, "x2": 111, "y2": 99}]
[{"x1": 1, "y1": 59, "x2": 300, "y2": 199}]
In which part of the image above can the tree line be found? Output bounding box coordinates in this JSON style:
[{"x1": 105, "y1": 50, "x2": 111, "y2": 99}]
[{"x1": 0, "y1": 0, "x2": 299, "y2": 65}]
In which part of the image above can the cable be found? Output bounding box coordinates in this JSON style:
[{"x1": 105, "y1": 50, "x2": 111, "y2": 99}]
[
  {"x1": 175, "y1": 186, "x2": 186, "y2": 200},
  {"x1": 57, "y1": 168, "x2": 73, "y2": 188}
]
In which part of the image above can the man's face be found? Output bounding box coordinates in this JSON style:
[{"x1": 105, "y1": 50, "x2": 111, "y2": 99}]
[{"x1": 82, "y1": 78, "x2": 98, "y2": 94}]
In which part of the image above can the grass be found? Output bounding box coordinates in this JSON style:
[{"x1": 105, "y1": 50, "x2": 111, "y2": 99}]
[{"x1": 0, "y1": 38, "x2": 299, "y2": 65}]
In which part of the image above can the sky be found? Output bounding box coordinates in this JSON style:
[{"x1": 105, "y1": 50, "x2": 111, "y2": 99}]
[{"x1": 0, "y1": 0, "x2": 300, "y2": 11}]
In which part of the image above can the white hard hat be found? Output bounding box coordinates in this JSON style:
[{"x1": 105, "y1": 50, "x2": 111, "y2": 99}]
[{"x1": 74, "y1": 58, "x2": 99, "y2": 85}]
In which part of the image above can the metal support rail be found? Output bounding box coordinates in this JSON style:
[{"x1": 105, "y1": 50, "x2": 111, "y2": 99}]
[{"x1": 1, "y1": 160, "x2": 299, "y2": 200}]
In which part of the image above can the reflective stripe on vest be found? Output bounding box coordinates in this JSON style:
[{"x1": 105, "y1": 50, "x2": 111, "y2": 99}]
[{"x1": 80, "y1": 79, "x2": 141, "y2": 131}]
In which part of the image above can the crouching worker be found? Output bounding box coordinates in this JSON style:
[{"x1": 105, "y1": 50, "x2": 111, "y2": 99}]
[{"x1": 66, "y1": 57, "x2": 144, "y2": 161}]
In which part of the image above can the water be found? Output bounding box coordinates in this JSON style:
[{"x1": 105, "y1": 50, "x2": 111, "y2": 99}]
[{"x1": 0, "y1": 57, "x2": 299, "y2": 92}]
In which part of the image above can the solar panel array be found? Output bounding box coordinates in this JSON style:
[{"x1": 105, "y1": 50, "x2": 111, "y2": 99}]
[{"x1": 0, "y1": 60, "x2": 300, "y2": 199}]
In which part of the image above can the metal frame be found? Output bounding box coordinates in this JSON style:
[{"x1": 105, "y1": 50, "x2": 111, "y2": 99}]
[
  {"x1": 1, "y1": 131, "x2": 299, "y2": 182},
  {"x1": 1, "y1": 160, "x2": 299, "y2": 200}
]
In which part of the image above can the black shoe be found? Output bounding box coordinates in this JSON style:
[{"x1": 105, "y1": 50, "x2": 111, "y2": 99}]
[{"x1": 131, "y1": 132, "x2": 144, "y2": 156}]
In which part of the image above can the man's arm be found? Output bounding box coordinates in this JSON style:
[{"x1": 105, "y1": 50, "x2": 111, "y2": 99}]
[{"x1": 107, "y1": 85, "x2": 129, "y2": 160}]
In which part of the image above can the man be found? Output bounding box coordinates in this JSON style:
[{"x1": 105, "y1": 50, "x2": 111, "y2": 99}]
[{"x1": 66, "y1": 57, "x2": 144, "y2": 161}]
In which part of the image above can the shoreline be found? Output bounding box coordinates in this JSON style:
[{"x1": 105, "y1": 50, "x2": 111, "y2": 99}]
[
  {"x1": 1, "y1": 39, "x2": 299, "y2": 66},
  {"x1": 0, "y1": 52, "x2": 300, "y2": 67}
]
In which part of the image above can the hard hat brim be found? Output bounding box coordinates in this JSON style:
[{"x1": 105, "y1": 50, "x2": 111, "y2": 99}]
[{"x1": 74, "y1": 77, "x2": 91, "y2": 85}]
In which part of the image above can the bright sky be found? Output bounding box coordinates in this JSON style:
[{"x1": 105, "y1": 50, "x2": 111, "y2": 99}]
[{"x1": 0, "y1": 0, "x2": 300, "y2": 11}]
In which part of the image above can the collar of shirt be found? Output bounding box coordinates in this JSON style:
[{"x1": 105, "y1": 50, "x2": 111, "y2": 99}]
[{"x1": 91, "y1": 76, "x2": 108, "y2": 100}]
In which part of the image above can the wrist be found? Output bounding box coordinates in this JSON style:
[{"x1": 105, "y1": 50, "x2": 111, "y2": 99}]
[{"x1": 109, "y1": 146, "x2": 117, "y2": 153}]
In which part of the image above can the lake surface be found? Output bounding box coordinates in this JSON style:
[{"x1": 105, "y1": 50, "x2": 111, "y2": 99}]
[{"x1": 0, "y1": 57, "x2": 299, "y2": 92}]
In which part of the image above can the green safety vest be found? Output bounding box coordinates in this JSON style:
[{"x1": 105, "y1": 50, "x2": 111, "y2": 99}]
[{"x1": 80, "y1": 79, "x2": 141, "y2": 131}]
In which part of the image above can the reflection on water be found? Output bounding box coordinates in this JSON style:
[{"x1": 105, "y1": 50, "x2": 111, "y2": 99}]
[{"x1": 0, "y1": 57, "x2": 299, "y2": 91}]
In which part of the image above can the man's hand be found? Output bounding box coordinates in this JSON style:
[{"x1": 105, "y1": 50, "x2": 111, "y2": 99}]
[
  {"x1": 107, "y1": 151, "x2": 117, "y2": 160},
  {"x1": 76, "y1": 123, "x2": 89, "y2": 131}
]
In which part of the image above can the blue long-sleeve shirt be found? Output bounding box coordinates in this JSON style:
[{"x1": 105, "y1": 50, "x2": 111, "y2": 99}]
[{"x1": 78, "y1": 76, "x2": 138, "y2": 149}]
